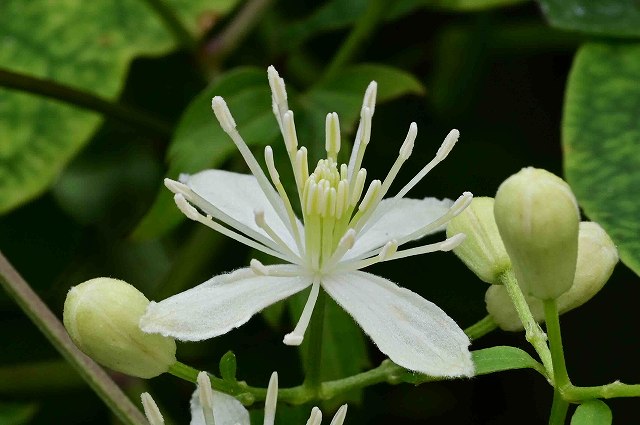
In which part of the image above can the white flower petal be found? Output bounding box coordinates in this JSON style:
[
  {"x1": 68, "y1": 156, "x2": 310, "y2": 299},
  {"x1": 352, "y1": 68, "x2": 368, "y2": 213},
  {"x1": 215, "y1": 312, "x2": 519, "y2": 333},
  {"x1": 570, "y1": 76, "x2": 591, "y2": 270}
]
[
  {"x1": 187, "y1": 169, "x2": 300, "y2": 250},
  {"x1": 190, "y1": 388, "x2": 250, "y2": 425},
  {"x1": 141, "y1": 266, "x2": 311, "y2": 341},
  {"x1": 322, "y1": 271, "x2": 473, "y2": 377},
  {"x1": 347, "y1": 197, "x2": 453, "y2": 259}
]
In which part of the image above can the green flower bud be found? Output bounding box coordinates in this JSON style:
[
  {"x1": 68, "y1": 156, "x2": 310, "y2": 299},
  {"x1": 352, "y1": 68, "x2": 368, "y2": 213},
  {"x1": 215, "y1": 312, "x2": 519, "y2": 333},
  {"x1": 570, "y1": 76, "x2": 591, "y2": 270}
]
[
  {"x1": 486, "y1": 221, "x2": 618, "y2": 331},
  {"x1": 494, "y1": 167, "x2": 580, "y2": 300},
  {"x1": 446, "y1": 197, "x2": 510, "y2": 284},
  {"x1": 64, "y1": 278, "x2": 176, "y2": 378}
]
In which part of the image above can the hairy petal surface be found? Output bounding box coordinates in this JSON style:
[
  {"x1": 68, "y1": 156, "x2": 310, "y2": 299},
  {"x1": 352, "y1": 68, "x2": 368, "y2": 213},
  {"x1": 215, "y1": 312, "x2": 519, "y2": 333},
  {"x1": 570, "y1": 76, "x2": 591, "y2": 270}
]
[
  {"x1": 187, "y1": 169, "x2": 300, "y2": 249},
  {"x1": 322, "y1": 271, "x2": 474, "y2": 377},
  {"x1": 348, "y1": 197, "x2": 453, "y2": 259},
  {"x1": 141, "y1": 266, "x2": 311, "y2": 341},
  {"x1": 190, "y1": 389, "x2": 250, "y2": 425}
]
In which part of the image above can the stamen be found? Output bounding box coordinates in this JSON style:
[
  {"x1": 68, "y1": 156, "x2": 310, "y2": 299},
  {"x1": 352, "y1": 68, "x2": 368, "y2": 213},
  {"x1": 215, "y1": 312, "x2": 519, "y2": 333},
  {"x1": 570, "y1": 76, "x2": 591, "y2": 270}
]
[
  {"x1": 330, "y1": 405, "x2": 349, "y2": 425},
  {"x1": 325, "y1": 112, "x2": 341, "y2": 162},
  {"x1": 254, "y1": 209, "x2": 301, "y2": 259},
  {"x1": 395, "y1": 129, "x2": 460, "y2": 199},
  {"x1": 363, "y1": 81, "x2": 378, "y2": 114},
  {"x1": 358, "y1": 180, "x2": 382, "y2": 212},
  {"x1": 263, "y1": 372, "x2": 278, "y2": 425},
  {"x1": 399, "y1": 122, "x2": 417, "y2": 160},
  {"x1": 306, "y1": 407, "x2": 323, "y2": 425},
  {"x1": 388, "y1": 233, "x2": 466, "y2": 261},
  {"x1": 141, "y1": 393, "x2": 164, "y2": 425},
  {"x1": 265, "y1": 146, "x2": 304, "y2": 254},
  {"x1": 173, "y1": 194, "x2": 297, "y2": 263},
  {"x1": 210, "y1": 96, "x2": 296, "y2": 241},
  {"x1": 250, "y1": 259, "x2": 270, "y2": 276},
  {"x1": 350, "y1": 169, "x2": 367, "y2": 207},
  {"x1": 322, "y1": 229, "x2": 357, "y2": 271},
  {"x1": 282, "y1": 111, "x2": 299, "y2": 154},
  {"x1": 296, "y1": 147, "x2": 309, "y2": 185},
  {"x1": 283, "y1": 281, "x2": 320, "y2": 346},
  {"x1": 197, "y1": 371, "x2": 216, "y2": 425},
  {"x1": 335, "y1": 180, "x2": 348, "y2": 219},
  {"x1": 164, "y1": 178, "x2": 190, "y2": 196},
  {"x1": 378, "y1": 240, "x2": 399, "y2": 260},
  {"x1": 211, "y1": 97, "x2": 236, "y2": 133},
  {"x1": 268, "y1": 66, "x2": 288, "y2": 117},
  {"x1": 347, "y1": 106, "x2": 373, "y2": 182}
]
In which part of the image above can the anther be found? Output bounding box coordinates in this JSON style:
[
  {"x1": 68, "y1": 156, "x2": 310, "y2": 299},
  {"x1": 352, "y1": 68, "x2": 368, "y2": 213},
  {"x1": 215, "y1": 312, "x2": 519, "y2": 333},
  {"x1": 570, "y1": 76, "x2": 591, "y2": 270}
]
[
  {"x1": 350, "y1": 169, "x2": 367, "y2": 206},
  {"x1": 436, "y1": 129, "x2": 459, "y2": 162},
  {"x1": 379, "y1": 240, "x2": 399, "y2": 261},
  {"x1": 141, "y1": 393, "x2": 165, "y2": 425},
  {"x1": 197, "y1": 371, "x2": 216, "y2": 425},
  {"x1": 325, "y1": 112, "x2": 341, "y2": 161},
  {"x1": 283, "y1": 111, "x2": 299, "y2": 153},
  {"x1": 250, "y1": 259, "x2": 270, "y2": 276},
  {"x1": 267, "y1": 66, "x2": 288, "y2": 107},
  {"x1": 263, "y1": 372, "x2": 278, "y2": 425},
  {"x1": 451, "y1": 192, "x2": 474, "y2": 217},
  {"x1": 399, "y1": 122, "x2": 417, "y2": 160},
  {"x1": 264, "y1": 146, "x2": 280, "y2": 183},
  {"x1": 174, "y1": 194, "x2": 201, "y2": 221},
  {"x1": 440, "y1": 233, "x2": 466, "y2": 251},
  {"x1": 358, "y1": 180, "x2": 381, "y2": 211},
  {"x1": 363, "y1": 81, "x2": 378, "y2": 114},
  {"x1": 164, "y1": 178, "x2": 190, "y2": 195},
  {"x1": 211, "y1": 96, "x2": 236, "y2": 133}
]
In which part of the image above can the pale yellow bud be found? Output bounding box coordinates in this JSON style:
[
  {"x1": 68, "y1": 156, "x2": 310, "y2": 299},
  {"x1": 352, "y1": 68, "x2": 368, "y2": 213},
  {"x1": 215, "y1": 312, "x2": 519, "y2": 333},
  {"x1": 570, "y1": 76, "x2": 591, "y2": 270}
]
[
  {"x1": 486, "y1": 221, "x2": 618, "y2": 331},
  {"x1": 446, "y1": 197, "x2": 510, "y2": 284},
  {"x1": 64, "y1": 278, "x2": 176, "y2": 378},
  {"x1": 494, "y1": 168, "x2": 580, "y2": 300}
]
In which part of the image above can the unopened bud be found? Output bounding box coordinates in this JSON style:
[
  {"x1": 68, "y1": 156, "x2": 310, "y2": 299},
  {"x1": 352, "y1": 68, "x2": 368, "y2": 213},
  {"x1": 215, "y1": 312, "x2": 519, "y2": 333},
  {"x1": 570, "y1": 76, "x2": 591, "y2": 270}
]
[
  {"x1": 446, "y1": 197, "x2": 510, "y2": 284},
  {"x1": 486, "y1": 221, "x2": 618, "y2": 331},
  {"x1": 64, "y1": 278, "x2": 176, "y2": 378},
  {"x1": 494, "y1": 168, "x2": 579, "y2": 300}
]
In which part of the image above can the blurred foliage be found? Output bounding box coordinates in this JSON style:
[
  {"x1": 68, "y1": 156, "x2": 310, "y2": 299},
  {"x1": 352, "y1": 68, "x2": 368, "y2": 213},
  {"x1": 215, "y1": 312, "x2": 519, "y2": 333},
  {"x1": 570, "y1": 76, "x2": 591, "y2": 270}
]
[
  {"x1": 563, "y1": 43, "x2": 640, "y2": 277},
  {"x1": 1, "y1": 0, "x2": 639, "y2": 424}
]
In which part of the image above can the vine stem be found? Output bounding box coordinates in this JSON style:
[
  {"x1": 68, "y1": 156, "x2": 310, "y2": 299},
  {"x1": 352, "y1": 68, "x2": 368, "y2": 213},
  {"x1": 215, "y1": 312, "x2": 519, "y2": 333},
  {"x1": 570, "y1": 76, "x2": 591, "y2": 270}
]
[
  {"x1": 139, "y1": 0, "x2": 197, "y2": 51},
  {"x1": 544, "y1": 299, "x2": 571, "y2": 425},
  {"x1": 0, "y1": 251, "x2": 148, "y2": 425},
  {"x1": 202, "y1": 0, "x2": 275, "y2": 70},
  {"x1": 322, "y1": 0, "x2": 387, "y2": 81},
  {"x1": 0, "y1": 68, "x2": 172, "y2": 137},
  {"x1": 499, "y1": 270, "x2": 554, "y2": 379}
]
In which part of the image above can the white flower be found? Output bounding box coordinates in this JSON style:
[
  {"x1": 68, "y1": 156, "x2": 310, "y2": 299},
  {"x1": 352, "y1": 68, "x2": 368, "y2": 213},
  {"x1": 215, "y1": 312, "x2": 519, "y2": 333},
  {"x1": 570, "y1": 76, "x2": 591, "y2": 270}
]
[
  {"x1": 141, "y1": 371, "x2": 347, "y2": 425},
  {"x1": 140, "y1": 67, "x2": 474, "y2": 377}
]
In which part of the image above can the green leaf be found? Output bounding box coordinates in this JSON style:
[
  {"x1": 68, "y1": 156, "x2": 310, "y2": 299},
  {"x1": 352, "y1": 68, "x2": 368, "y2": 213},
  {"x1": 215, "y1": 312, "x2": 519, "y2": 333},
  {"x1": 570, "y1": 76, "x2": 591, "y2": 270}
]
[
  {"x1": 0, "y1": 0, "x2": 238, "y2": 213},
  {"x1": 537, "y1": 0, "x2": 640, "y2": 37},
  {"x1": 281, "y1": 0, "x2": 527, "y2": 50},
  {"x1": 424, "y1": 0, "x2": 528, "y2": 11},
  {"x1": 571, "y1": 400, "x2": 612, "y2": 425},
  {"x1": 133, "y1": 68, "x2": 278, "y2": 239},
  {"x1": 563, "y1": 43, "x2": 640, "y2": 276},
  {"x1": 402, "y1": 346, "x2": 545, "y2": 384},
  {"x1": 0, "y1": 402, "x2": 38, "y2": 425}
]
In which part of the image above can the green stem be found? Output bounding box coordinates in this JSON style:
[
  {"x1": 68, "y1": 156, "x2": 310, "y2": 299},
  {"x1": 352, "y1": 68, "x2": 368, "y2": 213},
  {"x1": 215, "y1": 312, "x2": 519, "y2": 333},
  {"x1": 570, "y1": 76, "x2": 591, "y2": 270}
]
[
  {"x1": 464, "y1": 315, "x2": 498, "y2": 340},
  {"x1": 139, "y1": 0, "x2": 197, "y2": 51},
  {"x1": 0, "y1": 251, "x2": 148, "y2": 425},
  {"x1": 322, "y1": 0, "x2": 387, "y2": 81},
  {"x1": 565, "y1": 382, "x2": 640, "y2": 401},
  {"x1": 548, "y1": 389, "x2": 570, "y2": 425},
  {"x1": 544, "y1": 299, "x2": 570, "y2": 425},
  {"x1": 543, "y1": 299, "x2": 571, "y2": 389},
  {"x1": 499, "y1": 270, "x2": 554, "y2": 379},
  {"x1": 0, "y1": 68, "x2": 171, "y2": 137},
  {"x1": 302, "y1": 287, "x2": 327, "y2": 395}
]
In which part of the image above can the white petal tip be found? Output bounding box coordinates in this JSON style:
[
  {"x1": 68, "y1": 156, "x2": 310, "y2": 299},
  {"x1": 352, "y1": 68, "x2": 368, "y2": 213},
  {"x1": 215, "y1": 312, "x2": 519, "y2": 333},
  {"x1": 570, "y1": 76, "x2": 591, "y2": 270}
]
[{"x1": 283, "y1": 334, "x2": 303, "y2": 346}]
